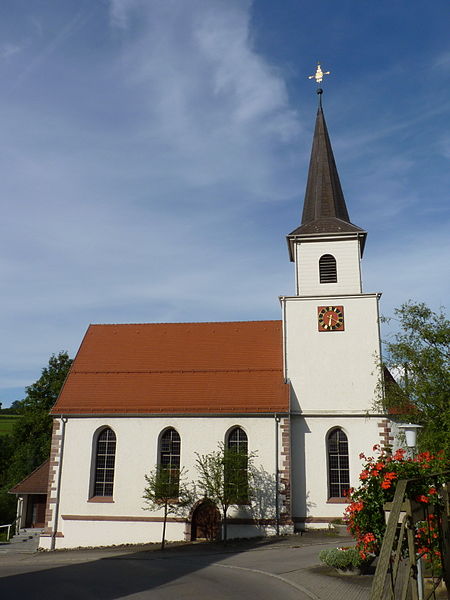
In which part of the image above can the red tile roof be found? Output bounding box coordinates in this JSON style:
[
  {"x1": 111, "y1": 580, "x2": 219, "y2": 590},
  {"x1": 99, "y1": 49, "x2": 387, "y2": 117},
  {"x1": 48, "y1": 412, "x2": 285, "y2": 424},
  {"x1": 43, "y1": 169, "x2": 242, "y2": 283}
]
[
  {"x1": 51, "y1": 321, "x2": 288, "y2": 415},
  {"x1": 9, "y1": 460, "x2": 49, "y2": 495}
]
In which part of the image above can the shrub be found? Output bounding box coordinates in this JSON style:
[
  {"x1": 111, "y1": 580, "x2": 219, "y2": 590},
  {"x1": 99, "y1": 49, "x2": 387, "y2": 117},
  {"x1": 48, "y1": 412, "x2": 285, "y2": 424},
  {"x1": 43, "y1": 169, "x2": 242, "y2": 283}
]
[{"x1": 319, "y1": 547, "x2": 365, "y2": 570}]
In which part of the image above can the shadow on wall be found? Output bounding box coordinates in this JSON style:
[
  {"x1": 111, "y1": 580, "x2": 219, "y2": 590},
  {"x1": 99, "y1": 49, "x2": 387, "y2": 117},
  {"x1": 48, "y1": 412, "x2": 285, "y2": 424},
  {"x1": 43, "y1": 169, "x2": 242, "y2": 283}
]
[
  {"x1": 228, "y1": 464, "x2": 294, "y2": 537},
  {"x1": 227, "y1": 466, "x2": 278, "y2": 538},
  {"x1": 290, "y1": 418, "x2": 313, "y2": 526},
  {"x1": 251, "y1": 466, "x2": 276, "y2": 523}
]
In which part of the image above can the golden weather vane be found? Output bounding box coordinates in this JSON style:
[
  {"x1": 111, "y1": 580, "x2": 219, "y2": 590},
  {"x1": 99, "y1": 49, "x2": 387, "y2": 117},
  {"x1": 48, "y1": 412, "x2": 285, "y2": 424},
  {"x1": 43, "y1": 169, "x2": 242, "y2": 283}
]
[{"x1": 308, "y1": 62, "x2": 330, "y2": 85}]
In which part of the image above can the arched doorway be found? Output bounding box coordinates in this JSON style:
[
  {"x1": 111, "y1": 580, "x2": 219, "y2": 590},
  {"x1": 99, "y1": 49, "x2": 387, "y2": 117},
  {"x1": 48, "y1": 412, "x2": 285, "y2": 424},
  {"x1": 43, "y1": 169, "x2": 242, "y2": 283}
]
[{"x1": 191, "y1": 500, "x2": 221, "y2": 541}]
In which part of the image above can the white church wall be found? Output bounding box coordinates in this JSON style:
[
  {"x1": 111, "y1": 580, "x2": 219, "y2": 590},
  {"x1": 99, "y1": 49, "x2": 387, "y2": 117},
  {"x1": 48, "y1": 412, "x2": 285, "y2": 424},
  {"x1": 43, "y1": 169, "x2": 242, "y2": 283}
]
[
  {"x1": 44, "y1": 415, "x2": 281, "y2": 549},
  {"x1": 295, "y1": 238, "x2": 362, "y2": 296},
  {"x1": 290, "y1": 415, "x2": 383, "y2": 528},
  {"x1": 283, "y1": 293, "x2": 382, "y2": 413},
  {"x1": 50, "y1": 520, "x2": 187, "y2": 549}
]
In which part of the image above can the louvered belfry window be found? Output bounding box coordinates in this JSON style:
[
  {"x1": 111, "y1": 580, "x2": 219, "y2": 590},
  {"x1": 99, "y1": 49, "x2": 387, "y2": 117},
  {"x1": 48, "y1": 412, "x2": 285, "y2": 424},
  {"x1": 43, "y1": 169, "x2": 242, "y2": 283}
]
[
  {"x1": 319, "y1": 254, "x2": 337, "y2": 283},
  {"x1": 327, "y1": 428, "x2": 350, "y2": 498},
  {"x1": 94, "y1": 428, "x2": 116, "y2": 496}
]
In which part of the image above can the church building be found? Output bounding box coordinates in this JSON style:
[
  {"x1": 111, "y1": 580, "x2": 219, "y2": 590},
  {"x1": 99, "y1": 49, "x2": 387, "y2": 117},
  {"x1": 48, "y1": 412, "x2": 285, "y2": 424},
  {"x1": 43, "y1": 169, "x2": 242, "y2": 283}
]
[{"x1": 39, "y1": 91, "x2": 395, "y2": 550}]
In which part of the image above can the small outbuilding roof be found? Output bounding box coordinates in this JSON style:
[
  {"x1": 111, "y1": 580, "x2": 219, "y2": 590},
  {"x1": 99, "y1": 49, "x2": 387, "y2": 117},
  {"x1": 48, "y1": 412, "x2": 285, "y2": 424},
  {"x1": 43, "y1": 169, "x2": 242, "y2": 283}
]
[
  {"x1": 9, "y1": 460, "x2": 49, "y2": 495},
  {"x1": 51, "y1": 320, "x2": 288, "y2": 415}
]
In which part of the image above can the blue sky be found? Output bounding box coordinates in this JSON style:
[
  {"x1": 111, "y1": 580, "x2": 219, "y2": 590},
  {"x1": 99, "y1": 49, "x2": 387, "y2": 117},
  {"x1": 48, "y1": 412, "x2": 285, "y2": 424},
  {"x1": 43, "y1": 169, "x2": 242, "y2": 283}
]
[{"x1": 0, "y1": 0, "x2": 449, "y2": 407}]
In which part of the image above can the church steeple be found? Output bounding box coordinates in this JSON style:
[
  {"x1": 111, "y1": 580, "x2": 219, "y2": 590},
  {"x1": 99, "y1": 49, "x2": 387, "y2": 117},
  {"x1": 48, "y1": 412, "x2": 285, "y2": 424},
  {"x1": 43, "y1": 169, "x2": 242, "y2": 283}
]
[{"x1": 287, "y1": 92, "x2": 367, "y2": 261}]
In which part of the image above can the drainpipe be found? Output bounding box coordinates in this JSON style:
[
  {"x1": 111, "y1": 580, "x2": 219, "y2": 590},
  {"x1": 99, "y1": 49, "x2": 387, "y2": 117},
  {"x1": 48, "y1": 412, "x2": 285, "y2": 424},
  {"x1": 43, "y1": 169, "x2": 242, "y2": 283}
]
[
  {"x1": 275, "y1": 414, "x2": 281, "y2": 536},
  {"x1": 51, "y1": 415, "x2": 67, "y2": 551},
  {"x1": 16, "y1": 496, "x2": 23, "y2": 534}
]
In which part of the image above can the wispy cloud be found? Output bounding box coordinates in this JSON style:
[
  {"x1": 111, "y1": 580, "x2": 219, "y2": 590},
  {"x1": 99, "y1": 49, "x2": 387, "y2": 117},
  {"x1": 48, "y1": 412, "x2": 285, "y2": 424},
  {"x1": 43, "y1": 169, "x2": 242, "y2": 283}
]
[
  {"x1": 0, "y1": 0, "x2": 303, "y2": 399},
  {"x1": 0, "y1": 42, "x2": 24, "y2": 59},
  {"x1": 108, "y1": 0, "x2": 301, "y2": 200},
  {"x1": 433, "y1": 50, "x2": 450, "y2": 71},
  {"x1": 7, "y1": 7, "x2": 93, "y2": 92}
]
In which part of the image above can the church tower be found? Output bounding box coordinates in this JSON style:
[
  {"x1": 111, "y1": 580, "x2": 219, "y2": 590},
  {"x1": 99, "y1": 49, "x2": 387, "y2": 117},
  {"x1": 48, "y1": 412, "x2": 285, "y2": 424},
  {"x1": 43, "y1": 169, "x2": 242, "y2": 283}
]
[
  {"x1": 287, "y1": 93, "x2": 367, "y2": 298},
  {"x1": 282, "y1": 88, "x2": 385, "y2": 526}
]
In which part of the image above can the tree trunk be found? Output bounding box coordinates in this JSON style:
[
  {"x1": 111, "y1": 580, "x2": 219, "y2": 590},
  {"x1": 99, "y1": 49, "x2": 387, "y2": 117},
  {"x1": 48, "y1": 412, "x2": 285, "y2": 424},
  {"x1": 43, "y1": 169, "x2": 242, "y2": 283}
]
[
  {"x1": 223, "y1": 508, "x2": 228, "y2": 544},
  {"x1": 161, "y1": 500, "x2": 168, "y2": 551}
]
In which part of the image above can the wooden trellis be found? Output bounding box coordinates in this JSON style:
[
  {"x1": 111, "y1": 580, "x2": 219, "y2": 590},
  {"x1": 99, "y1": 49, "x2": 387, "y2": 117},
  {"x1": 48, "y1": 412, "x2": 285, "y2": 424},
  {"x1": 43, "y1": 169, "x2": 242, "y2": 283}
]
[{"x1": 370, "y1": 473, "x2": 450, "y2": 600}]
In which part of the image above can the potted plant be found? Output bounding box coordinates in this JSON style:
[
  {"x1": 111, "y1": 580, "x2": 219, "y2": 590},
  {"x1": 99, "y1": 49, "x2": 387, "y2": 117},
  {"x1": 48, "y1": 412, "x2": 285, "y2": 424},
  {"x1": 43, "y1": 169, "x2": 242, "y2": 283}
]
[{"x1": 330, "y1": 518, "x2": 349, "y2": 536}]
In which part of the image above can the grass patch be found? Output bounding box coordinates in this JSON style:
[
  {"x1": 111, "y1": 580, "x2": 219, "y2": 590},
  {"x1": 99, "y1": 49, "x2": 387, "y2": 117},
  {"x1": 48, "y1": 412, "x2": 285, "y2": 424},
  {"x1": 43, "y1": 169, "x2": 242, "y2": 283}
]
[{"x1": 0, "y1": 415, "x2": 20, "y2": 437}]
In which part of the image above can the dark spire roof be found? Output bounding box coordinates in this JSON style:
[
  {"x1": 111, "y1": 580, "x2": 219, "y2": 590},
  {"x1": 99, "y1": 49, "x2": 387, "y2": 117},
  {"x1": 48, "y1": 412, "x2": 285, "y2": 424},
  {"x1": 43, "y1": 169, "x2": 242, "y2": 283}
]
[{"x1": 287, "y1": 97, "x2": 367, "y2": 256}]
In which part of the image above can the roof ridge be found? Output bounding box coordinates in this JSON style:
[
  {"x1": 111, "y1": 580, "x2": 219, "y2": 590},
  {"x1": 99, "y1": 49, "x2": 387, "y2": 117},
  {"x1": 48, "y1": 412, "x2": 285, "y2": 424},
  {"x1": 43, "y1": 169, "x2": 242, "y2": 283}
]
[
  {"x1": 87, "y1": 320, "x2": 282, "y2": 327},
  {"x1": 71, "y1": 368, "x2": 284, "y2": 374}
]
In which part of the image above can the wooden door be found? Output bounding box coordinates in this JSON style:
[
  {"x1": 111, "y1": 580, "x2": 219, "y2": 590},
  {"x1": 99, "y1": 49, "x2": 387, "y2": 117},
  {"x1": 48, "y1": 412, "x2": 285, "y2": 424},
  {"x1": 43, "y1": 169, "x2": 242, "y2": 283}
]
[
  {"x1": 29, "y1": 495, "x2": 47, "y2": 528},
  {"x1": 191, "y1": 501, "x2": 221, "y2": 541}
]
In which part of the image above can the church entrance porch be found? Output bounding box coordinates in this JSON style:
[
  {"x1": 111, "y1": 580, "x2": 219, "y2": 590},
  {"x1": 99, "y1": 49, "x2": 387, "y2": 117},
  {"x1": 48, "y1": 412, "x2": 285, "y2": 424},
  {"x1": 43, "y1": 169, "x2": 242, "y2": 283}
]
[{"x1": 191, "y1": 500, "x2": 221, "y2": 541}]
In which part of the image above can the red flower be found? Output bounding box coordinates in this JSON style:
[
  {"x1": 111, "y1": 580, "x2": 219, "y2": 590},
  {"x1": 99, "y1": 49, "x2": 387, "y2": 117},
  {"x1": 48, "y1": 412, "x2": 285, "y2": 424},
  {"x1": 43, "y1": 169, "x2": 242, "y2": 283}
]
[
  {"x1": 360, "y1": 470, "x2": 369, "y2": 480},
  {"x1": 416, "y1": 495, "x2": 429, "y2": 503},
  {"x1": 392, "y1": 448, "x2": 406, "y2": 461}
]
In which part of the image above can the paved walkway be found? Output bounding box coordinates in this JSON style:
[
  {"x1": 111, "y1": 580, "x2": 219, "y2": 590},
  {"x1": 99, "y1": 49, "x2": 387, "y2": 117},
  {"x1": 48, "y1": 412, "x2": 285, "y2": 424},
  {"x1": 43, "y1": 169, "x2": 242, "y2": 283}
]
[
  {"x1": 206, "y1": 533, "x2": 373, "y2": 600},
  {"x1": 0, "y1": 528, "x2": 42, "y2": 554},
  {"x1": 0, "y1": 531, "x2": 373, "y2": 599}
]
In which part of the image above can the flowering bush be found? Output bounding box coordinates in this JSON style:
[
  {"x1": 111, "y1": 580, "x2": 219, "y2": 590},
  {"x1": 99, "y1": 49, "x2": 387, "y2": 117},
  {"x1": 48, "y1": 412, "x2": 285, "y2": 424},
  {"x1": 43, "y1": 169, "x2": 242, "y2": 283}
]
[
  {"x1": 345, "y1": 445, "x2": 448, "y2": 561},
  {"x1": 415, "y1": 513, "x2": 442, "y2": 573}
]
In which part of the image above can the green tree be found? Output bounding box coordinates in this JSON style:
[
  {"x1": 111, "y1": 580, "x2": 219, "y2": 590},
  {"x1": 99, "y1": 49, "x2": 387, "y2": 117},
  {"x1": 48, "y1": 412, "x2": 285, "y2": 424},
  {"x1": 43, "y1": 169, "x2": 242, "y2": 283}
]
[
  {"x1": 195, "y1": 444, "x2": 255, "y2": 542},
  {"x1": 8, "y1": 352, "x2": 72, "y2": 483},
  {"x1": 381, "y1": 302, "x2": 450, "y2": 457},
  {"x1": 0, "y1": 434, "x2": 15, "y2": 524},
  {"x1": 143, "y1": 466, "x2": 195, "y2": 550},
  {"x1": 0, "y1": 352, "x2": 72, "y2": 524}
]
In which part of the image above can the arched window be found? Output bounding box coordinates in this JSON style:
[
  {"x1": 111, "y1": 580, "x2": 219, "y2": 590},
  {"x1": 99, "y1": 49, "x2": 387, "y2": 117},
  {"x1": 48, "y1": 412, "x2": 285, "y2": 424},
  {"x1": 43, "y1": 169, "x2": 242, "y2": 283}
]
[
  {"x1": 94, "y1": 428, "x2": 116, "y2": 497},
  {"x1": 158, "y1": 428, "x2": 181, "y2": 498},
  {"x1": 159, "y1": 428, "x2": 181, "y2": 469},
  {"x1": 319, "y1": 254, "x2": 337, "y2": 283},
  {"x1": 327, "y1": 428, "x2": 350, "y2": 498},
  {"x1": 226, "y1": 427, "x2": 248, "y2": 503},
  {"x1": 227, "y1": 426, "x2": 248, "y2": 454}
]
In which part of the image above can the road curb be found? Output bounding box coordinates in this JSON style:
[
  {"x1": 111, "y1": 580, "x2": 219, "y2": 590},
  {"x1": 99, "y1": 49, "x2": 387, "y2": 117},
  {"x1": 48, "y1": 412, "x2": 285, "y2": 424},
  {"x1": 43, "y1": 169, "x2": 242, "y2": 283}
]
[{"x1": 215, "y1": 563, "x2": 320, "y2": 600}]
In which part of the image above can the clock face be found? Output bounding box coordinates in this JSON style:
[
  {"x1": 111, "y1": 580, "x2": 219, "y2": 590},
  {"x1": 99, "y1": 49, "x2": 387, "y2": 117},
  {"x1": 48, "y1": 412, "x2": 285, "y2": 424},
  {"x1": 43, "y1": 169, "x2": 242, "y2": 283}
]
[{"x1": 318, "y1": 305, "x2": 345, "y2": 331}]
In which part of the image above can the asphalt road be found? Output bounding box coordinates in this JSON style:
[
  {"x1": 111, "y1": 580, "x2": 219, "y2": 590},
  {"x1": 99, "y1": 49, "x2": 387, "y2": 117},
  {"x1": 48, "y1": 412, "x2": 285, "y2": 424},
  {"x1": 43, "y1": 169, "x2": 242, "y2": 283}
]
[
  {"x1": 0, "y1": 548, "x2": 313, "y2": 600},
  {"x1": 0, "y1": 535, "x2": 372, "y2": 600}
]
